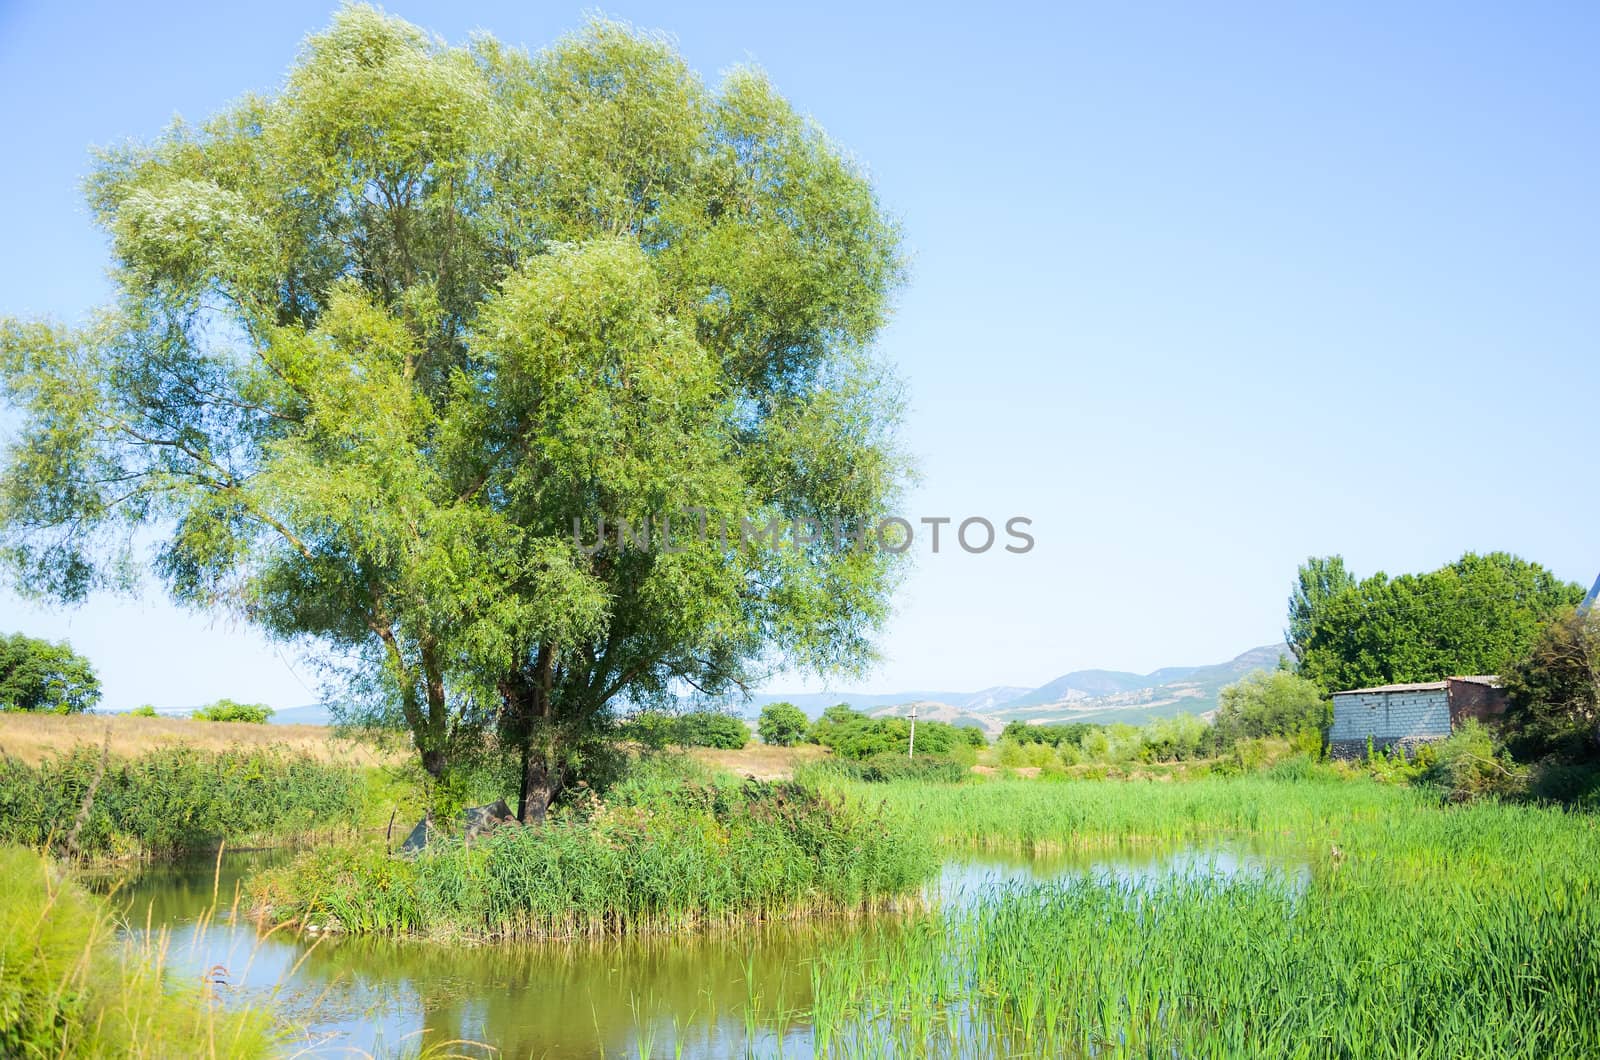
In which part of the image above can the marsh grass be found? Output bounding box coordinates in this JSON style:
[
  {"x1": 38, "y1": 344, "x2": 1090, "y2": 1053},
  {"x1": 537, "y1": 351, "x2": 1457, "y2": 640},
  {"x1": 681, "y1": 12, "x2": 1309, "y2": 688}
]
[
  {"x1": 0, "y1": 746, "x2": 388, "y2": 860},
  {"x1": 0, "y1": 844, "x2": 278, "y2": 1058},
  {"x1": 250, "y1": 759, "x2": 935, "y2": 941},
  {"x1": 797, "y1": 783, "x2": 1600, "y2": 1058}
]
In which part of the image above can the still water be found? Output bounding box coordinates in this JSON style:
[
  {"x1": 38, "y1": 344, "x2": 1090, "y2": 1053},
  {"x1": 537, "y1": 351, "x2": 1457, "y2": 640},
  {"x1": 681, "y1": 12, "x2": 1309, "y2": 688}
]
[{"x1": 96, "y1": 843, "x2": 1302, "y2": 1057}]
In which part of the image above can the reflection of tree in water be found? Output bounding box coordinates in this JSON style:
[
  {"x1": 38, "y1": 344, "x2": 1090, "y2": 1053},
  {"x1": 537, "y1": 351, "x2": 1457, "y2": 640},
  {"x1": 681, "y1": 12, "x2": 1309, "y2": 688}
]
[{"x1": 293, "y1": 916, "x2": 925, "y2": 1058}]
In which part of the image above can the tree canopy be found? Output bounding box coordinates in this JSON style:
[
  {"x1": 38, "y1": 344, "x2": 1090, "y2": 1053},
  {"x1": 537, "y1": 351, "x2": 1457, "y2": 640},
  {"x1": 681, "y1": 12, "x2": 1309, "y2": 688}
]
[
  {"x1": 0, "y1": 6, "x2": 907, "y2": 820},
  {"x1": 757, "y1": 702, "x2": 808, "y2": 746},
  {"x1": 1501, "y1": 609, "x2": 1600, "y2": 762},
  {"x1": 1286, "y1": 552, "x2": 1582, "y2": 693},
  {"x1": 0, "y1": 633, "x2": 101, "y2": 714}
]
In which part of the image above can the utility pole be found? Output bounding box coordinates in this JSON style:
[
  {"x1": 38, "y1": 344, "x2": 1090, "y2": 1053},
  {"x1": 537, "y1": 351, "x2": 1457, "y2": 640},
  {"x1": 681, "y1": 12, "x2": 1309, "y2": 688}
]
[{"x1": 907, "y1": 705, "x2": 918, "y2": 758}]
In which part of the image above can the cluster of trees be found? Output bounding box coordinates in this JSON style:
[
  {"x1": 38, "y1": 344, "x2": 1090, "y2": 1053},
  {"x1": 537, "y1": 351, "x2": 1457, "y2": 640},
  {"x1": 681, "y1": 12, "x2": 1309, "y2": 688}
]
[
  {"x1": 803, "y1": 704, "x2": 985, "y2": 760},
  {"x1": 623, "y1": 710, "x2": 749, "y2": 751},
  {"x1": 0, "y1": 9, "x2": 908, "y2": 821},
  {"x1": 0, "y1": 634, "x2": 100, "y2": 714},
  {"x1": 1501, "y1": 609, "x2": 1600, "y2": 763},
  {"x1": 1287, "y1": 553, "x2": 1581, "y2": 693}
]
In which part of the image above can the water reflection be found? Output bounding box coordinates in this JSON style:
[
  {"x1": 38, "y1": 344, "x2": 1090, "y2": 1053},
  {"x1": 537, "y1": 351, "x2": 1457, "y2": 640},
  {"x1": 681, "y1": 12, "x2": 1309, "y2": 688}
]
[{"x1": 94, "y1": 840, "x2": 1307, "y2": 1057}]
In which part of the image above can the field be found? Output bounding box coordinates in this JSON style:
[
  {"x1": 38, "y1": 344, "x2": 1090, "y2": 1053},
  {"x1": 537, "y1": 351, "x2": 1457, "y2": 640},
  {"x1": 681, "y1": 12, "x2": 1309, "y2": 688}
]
[{"x1": 0, "y1": 711, "x2": 403, "y2": 767}]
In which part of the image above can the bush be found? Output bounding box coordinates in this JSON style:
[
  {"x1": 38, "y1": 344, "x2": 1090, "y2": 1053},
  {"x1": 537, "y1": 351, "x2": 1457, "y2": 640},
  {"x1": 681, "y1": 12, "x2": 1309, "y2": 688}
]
[
  {"x1": 1421, "y1": 721, "x2": 1527, "y2": 803},
  {"x1": 191, "y1": 698, "x2": 273, "y2": 724},
  {"x1": 622, "y1": 710, "x2": 677, "y2": 750},
  {"x1": 128, "y1": 705, "x2": 159, "y2": 717},
  {"x1": 758, "y1": 702, "x2": 809, "y2": 746},
  {"x1": 808, "y1": 705, "x2": 973, "y2": 760}
]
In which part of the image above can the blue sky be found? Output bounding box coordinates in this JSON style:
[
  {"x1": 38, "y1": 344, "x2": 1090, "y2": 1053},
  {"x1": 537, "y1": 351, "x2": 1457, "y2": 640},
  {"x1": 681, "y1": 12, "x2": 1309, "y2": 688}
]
[{"x1": 1, "y1": 1, "x2": 1597, "y2": 708}]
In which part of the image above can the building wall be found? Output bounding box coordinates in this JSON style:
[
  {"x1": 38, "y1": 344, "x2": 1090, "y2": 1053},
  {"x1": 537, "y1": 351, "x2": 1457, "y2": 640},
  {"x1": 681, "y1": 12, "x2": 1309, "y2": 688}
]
[
  {"x1": 1328, "y1": 688, "x2": 1452, "y2": 760},
  {"x1": 1447, "y1": 679, "x2": 1510, "y2": 726}
]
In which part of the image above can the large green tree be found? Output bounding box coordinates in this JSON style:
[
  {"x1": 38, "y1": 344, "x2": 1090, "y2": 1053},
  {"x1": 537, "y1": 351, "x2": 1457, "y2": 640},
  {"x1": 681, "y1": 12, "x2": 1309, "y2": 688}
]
[
  {"x1": 0, "y1": 633, "x2": 101, "y2": 714},
  {"x1": 0, "y1": 7, "x2": 906, "y2": 820},
  {"x1": 1287, "y1": 552, "x2": 1583, "y2": 693},
  {"x1": 1501, "y1": 608, "x2": 1600, "y2": 761}
]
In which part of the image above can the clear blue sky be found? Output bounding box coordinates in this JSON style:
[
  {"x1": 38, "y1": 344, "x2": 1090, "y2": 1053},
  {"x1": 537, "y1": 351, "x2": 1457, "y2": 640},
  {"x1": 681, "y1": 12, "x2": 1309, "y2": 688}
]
[{"x1": 1, "y1": 1, "x2": 1596, "y2": 708}]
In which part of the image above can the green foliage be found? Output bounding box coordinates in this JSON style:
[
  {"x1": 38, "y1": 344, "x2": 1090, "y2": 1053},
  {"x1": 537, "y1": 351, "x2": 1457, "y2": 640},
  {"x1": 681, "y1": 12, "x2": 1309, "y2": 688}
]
[
  {"x1": 1209, "y1": 669, "x2": 1330, "y2": 751},
  {"x1": 190, "y1": 698, "x2": 273, "y2": 724},
  {"x1": 806, "y1": 706, "x2": 973, "y2": 760},
  {"x1": 0, "y1": 845, "x2": 276, "y2": 1056},
  {"x1": 673, "y1": 711, "x2": 750, "y2": 749},
  {"x1": 0, "y1": 6, "x2": 908, "y2": 807},
  {"x1": 757, "y1": 701, "x2": 809, "y2": 746},
  {"x1": 127, "y1": 704, "x2": 158, "y2": 717},
  {"x1": 1501, "y1": 608, "x2": 1600, "y2": 762},
  {"x1": 1287, "y1": 552, "x2": 1582, "y2": 692},
  {"x1": 798, "y1": 753, "x2": 968, "y2": 784},
  {"x1": 0, "y1": 746, "x2": 371, "y2": 858},
  {"x1": 250, "y1": 761, "x2": 932, "y2": 939},
  {"x1": 0, "y1": 632, "x2": 100, "y2": 714},
  {"x1": 623, "y1": 709, "x2": 749, "y2": 749},
  {"x1": 1420, "y1": 721, "x2": 1527, "y2": 802},
  {"x1": 1000, "y1": 721, "x2": 1096, "y2": 747}
]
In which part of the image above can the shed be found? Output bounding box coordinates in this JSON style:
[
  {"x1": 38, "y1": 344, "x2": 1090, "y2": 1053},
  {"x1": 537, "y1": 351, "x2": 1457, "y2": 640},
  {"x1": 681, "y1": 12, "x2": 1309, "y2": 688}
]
[{"x1": 1327, "y1": 676, "x2": 1508, "y2": 760}]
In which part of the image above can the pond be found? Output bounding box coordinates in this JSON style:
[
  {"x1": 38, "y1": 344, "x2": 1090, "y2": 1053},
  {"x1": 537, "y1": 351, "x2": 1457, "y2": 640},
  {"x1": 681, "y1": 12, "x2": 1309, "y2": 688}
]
[{"x1": 96, "y1": 842, "x2": 1306, "y2": 1057}]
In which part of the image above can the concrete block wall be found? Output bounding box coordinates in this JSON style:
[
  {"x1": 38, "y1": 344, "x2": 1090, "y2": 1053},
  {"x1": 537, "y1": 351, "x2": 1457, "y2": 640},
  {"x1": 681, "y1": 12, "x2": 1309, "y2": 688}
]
[{"x1": 1329, "y1": 688, "x2": 1451, "y2": 743}]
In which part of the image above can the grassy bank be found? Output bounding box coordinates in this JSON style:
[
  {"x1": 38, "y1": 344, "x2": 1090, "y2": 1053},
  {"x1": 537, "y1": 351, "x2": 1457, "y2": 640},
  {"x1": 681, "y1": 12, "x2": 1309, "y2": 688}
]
[
  {"x1": 807, "y1": 795, "x2": 1600, "y2": 1057},
  {"x1": 0, "y1": 745, "x2": 390, "y2": 860},
  {"x1": 845, "y1": 769, "x2": 1415, "y2": 853},
  {"x1": 250, "y1": 759, "x2": 934, "y2": 940},
  {"x1": 0, "y1": 844, "x2": 276, "y2": 1057}
]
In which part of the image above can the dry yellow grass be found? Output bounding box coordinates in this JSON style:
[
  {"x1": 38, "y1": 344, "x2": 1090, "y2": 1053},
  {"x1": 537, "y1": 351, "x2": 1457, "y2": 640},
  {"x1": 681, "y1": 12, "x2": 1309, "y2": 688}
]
[
  {"x1": 687, "y1": 742, "x2": 830, "y2": 780},
  {"x1": 0, "y1": 711, "x2": 405, "y2": 767}
]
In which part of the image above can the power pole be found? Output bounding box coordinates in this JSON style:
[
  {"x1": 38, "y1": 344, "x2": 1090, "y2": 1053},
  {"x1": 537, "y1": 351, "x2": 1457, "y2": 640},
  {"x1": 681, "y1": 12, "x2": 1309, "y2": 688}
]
[{"x1": 907, "y1": 706, "x2": 918, "y2": 759}]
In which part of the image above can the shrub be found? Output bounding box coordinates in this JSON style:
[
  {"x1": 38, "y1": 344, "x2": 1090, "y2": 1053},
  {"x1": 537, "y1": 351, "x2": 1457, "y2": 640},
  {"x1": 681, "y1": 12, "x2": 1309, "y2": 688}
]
[
  {"x1": 622, "y1": 710, "x2": 677, "y2": 750},
  {"x1": 1422, "y1": 721, "x2": 1527, "y2": 803},
  {"x1": 191, "y1": 698, "x2": 273, "y2": 724},
  {"x1": 758, "y1": 702, "x2": 809, "y2": 746},
  {"x1": 127, "y1": 704, "x2": 159, "y2": 717}
]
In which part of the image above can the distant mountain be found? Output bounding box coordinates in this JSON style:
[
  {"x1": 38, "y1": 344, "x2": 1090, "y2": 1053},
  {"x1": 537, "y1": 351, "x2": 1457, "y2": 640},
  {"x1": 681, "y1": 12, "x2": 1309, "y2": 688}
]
[{"x1": 739, "y1": 645, "x2": 1287, "y2": 733}]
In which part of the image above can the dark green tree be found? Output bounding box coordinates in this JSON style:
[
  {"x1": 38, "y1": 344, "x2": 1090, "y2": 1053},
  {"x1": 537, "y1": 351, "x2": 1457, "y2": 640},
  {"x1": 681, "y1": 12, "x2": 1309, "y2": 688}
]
[
  {"x1": 1501, "y1": 609, "x2": 1600, "y2": 761},
  {"x1": 757, "y1": 702, "x2": 808, "y2": 746},
  {"x1": 0, "y1": 634, "x2": 101, "y2": 714},
  {"x1": 1287, "y1": 552, "x2": 1582, "y2": 693}
]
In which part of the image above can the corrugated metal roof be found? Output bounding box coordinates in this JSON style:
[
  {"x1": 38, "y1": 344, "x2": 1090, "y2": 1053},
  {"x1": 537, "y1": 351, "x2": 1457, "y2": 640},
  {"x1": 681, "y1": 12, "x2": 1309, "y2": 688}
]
[
  {"x1": 1333, "y1": 675, "x2": 1501, "y2": 695},
  {"x1": 1334, "y1": 681, "x2": 1448, "y2": 695}
]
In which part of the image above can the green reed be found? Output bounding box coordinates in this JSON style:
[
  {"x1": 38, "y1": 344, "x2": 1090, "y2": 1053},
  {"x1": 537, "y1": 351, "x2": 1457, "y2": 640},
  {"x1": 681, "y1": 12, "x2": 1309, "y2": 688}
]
[
  {"x1": 0, "y1": 745, "x2": 378, "y2": 860},
  {"x1": 250, "y1": 763, "x2": 936, "y2": 941}
]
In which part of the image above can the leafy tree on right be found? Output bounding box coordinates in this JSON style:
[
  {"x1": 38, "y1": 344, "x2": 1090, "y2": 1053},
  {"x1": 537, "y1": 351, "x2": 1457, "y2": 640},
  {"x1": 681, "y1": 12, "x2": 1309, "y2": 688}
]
[{"x1": 1286, "y1": 552, "x2": 1582, "y2": 693}]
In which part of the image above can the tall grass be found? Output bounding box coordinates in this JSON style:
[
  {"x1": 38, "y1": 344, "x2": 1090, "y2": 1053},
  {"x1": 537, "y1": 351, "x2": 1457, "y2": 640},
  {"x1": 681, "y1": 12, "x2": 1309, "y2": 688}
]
[
  {"x1": 250, "y1": 758, "x2": 935, "y2": 940},
  {"x1": 848, "y1": 772, "x2": 1415, "y2": 852},
  {"x1": 0, "y1": 746, "x2": 383, "y2": 859},
  {"x1": 0, "y1": 844, "x2": 277, "y2": 1057},
  {"x1": 803, "y1": 796, "x2": 1600, "y2": 1057}
]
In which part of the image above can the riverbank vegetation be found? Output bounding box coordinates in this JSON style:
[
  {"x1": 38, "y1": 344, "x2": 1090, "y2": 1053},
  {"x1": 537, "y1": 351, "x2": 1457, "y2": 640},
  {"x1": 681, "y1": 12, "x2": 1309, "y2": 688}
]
[
  {"x1": 0, "y1": 745, "x2": 386, "y2": 860},
  {"x1": 0, "y1": 844, "x2": 275, "y2": 1057},
  {"x1": 249, "y1": 758, "x2": 933, "y2": 941},
  {"x1": 805, "y1": 787, "x2": 1600, "y2": 1058}
]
